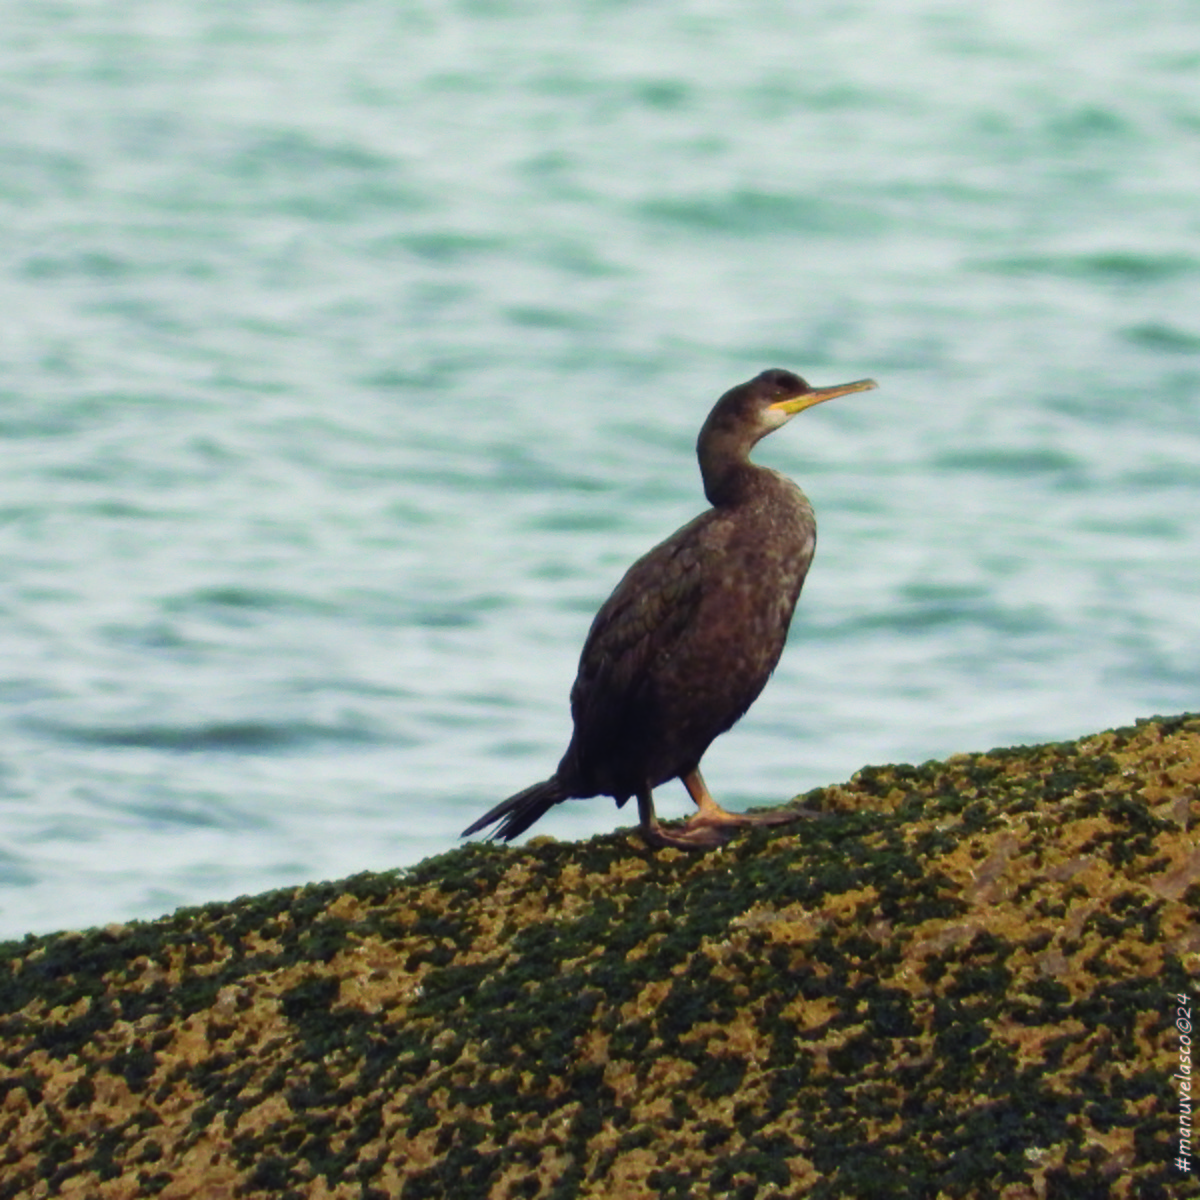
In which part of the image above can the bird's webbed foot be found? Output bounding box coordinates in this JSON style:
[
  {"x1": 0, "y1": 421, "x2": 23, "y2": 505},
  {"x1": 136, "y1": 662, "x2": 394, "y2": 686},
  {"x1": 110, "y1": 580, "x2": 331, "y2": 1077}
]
[
  {"x1": 634, "y1": 775, "x2": 825, "y2": 853},
  {"x1": 639, "y1": 817, "x2": 738, "y2": 851},
  {"x1": 682, "y1": 767, "x2": 827, "y2": 830}
]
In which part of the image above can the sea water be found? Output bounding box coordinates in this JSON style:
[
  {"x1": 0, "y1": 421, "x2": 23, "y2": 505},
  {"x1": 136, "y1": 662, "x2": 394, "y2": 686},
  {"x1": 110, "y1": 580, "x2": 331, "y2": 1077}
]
[{"x1": 1, "y1": 0, "x2": 1198, "y2": 939}]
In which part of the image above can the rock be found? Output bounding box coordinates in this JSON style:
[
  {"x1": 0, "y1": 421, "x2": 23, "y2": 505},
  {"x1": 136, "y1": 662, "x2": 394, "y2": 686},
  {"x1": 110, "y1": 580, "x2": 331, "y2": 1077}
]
[{"x1": 2, "y1": 714, "x2": 1198, "y2": 1197}]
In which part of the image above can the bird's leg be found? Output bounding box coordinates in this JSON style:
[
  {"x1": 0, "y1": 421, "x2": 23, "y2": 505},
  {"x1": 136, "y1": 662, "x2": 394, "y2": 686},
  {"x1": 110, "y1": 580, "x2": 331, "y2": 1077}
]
[
  {"x1": 678, "y1": 769, "x2": 822, "y2": 832},
  {"x1": 636, "y1": 786, "x2": 734, "y2": 850},
  {"x1": 681, "y1": 769, "x2": 738, "y2": 822}
]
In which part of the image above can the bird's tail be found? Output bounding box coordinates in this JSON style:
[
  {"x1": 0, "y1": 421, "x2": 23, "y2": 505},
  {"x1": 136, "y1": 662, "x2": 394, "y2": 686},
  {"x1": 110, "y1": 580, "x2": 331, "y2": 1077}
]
[{"x1": 461, "y1": 777, "x2": 571, "y2": 842}]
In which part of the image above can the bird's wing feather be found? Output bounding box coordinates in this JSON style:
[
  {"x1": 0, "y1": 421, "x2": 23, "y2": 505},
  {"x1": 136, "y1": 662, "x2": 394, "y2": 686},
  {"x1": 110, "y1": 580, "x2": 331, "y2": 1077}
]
[{"x1": 571, "y1": 530, "x2": 708, "y2": 722}]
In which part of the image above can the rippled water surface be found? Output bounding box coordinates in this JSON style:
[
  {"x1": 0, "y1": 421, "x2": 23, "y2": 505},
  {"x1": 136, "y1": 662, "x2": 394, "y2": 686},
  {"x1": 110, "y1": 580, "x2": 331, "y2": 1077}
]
[{"x1": 2, "y1": 0, "x2": 1198, "y2": 938}]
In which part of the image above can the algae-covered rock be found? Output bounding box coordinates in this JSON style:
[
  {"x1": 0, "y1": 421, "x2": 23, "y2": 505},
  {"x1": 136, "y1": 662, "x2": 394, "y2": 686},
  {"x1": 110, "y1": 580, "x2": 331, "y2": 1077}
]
[{"x1": 2, "y1": 715, "x2": 1198, "y2": 1198}]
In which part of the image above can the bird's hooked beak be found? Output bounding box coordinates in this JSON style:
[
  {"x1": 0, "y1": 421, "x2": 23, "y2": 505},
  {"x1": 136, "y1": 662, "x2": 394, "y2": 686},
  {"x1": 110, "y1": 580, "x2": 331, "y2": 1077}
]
[{"x1": 769, "y1": 377, "x2": 878, "y2": 416}]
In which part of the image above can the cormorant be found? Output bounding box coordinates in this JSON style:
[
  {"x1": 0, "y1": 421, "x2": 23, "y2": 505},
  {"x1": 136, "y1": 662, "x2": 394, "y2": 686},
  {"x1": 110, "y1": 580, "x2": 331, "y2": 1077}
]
[{"x1": 463, "y1": 368, "x2": 877, "y2": 849}]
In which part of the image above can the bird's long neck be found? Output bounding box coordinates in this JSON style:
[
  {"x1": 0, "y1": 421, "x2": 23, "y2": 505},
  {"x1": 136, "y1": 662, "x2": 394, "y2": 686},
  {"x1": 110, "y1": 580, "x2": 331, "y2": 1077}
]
[{"x1": 696, "y1": 419, "x2": 764, "y2": 508}]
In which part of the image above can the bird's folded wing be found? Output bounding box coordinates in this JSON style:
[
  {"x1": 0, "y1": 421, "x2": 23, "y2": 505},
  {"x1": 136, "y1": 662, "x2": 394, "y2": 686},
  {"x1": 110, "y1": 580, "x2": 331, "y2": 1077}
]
[{"x1": 572, "y1": 539, "x2": 706, "y2": 707}]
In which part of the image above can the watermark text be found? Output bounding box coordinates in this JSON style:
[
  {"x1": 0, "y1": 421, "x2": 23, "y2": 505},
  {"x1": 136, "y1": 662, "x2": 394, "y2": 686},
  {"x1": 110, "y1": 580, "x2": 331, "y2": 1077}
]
[{"x1": 1176, "y1": 993, "x2": 1193, "y2": 1174}]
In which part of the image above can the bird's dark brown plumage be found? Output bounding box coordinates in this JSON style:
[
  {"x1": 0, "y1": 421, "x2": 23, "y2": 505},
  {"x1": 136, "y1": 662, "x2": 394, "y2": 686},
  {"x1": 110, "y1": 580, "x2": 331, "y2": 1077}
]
[{"x1": 463, "y1": 368, "x2": 877, "y2": 849}]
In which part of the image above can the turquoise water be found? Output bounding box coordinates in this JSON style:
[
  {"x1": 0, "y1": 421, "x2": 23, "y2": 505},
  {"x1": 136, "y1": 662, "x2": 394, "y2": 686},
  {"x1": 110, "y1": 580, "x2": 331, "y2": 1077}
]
[{"x1": 2, "y1": 1, "x2": 1198, "y2": 939}]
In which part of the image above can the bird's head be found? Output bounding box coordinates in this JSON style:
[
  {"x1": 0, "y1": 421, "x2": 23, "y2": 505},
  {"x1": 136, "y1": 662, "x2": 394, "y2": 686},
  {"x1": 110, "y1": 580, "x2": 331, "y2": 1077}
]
[
  {"x1": 705, "y1": 368, "x2": 878, "y2": 445},
  {"x1": 754, "y1": 368, "x2": 878, "y2": 431},
  {"x1": 696, "y1": 369, "x2": 878, "y2": 506}
]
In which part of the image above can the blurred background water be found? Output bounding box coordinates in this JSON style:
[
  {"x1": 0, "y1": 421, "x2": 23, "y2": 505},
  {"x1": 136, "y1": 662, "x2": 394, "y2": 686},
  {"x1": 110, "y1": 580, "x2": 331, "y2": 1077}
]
[{"x1": 1, "y1": 0, "x2": 1198, "y2": 940}]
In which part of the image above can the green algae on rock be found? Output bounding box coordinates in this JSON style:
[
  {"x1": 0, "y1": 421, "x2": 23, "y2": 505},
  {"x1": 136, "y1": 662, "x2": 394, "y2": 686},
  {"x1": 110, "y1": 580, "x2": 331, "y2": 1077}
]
[{"x1": 1, "y1": 715, "x2": 1198, "y2": 1198}]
